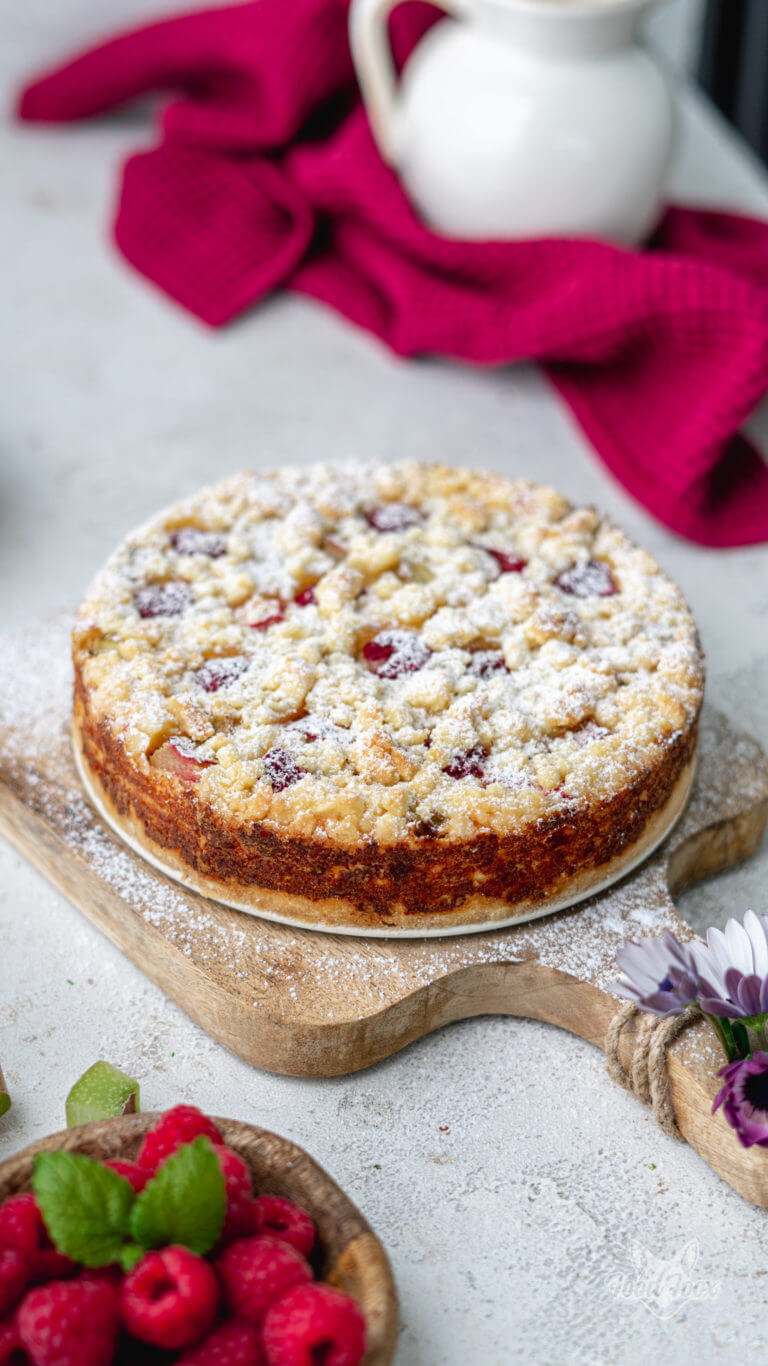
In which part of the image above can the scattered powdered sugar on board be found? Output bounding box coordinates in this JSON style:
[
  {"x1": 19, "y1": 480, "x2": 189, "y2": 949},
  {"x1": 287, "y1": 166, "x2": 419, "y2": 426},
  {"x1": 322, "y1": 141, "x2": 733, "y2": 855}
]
[
  {"x1": 1, "y1": 615, "x2": 767, "y2": 1019},
  {"x1": 0, "y1": 612, "x2": 73, "y2": 778}
]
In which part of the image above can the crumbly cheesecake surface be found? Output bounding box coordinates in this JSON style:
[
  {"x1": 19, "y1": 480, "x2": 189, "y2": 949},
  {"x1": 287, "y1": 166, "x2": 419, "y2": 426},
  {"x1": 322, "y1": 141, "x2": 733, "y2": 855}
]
[{"x1": 72, "y1": 463, "x2": 703, "y2": 928}]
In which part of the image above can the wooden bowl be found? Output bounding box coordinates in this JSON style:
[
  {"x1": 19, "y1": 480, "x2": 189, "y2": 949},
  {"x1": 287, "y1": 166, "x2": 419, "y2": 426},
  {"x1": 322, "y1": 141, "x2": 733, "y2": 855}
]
[{"x1": 0, "y1": 1114, "x2": 398, "y2": 1365}]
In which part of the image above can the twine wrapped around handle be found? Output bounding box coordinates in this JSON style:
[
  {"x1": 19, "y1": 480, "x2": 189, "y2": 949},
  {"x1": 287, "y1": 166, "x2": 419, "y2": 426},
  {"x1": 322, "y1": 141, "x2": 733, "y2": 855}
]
[{"x1": 605, "y1": 1002, "x2": 701, "y2": 1140}]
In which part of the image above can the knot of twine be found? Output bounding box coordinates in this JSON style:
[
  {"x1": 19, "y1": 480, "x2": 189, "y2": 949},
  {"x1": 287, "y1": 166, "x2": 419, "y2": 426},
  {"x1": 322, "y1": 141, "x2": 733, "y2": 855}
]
[{"x1": 605, "y1": 1002, "x2": 700, "y2": 1141}]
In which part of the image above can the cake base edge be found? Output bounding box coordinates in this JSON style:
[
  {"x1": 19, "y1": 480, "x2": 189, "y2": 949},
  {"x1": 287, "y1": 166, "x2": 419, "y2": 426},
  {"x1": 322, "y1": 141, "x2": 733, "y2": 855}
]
[{"x1": 73, "y1": 728, "x2": 696, "y2": 940}]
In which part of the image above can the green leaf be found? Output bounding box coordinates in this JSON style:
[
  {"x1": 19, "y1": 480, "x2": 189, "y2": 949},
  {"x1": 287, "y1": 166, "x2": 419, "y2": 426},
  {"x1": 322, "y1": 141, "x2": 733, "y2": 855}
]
[
  {"x1": 66, "y1": 1061, "x2": 140, "y2": 1129},
  {"x1": 732, "y1": 1021, "x2": 751, "y2": 1059},
  {"x1": 33, "y1": 1152, "x2": 136, "y2": 1267},
  {"x1": 0, "y1": 1092, "x2": 10, "y2": 1120},
  {"x1": 130, "y1": 1138, "x2": 225, "y2": 1257},
  {"x1": 120, "y1": 1242, "x2": 146, "y2": 1273}
]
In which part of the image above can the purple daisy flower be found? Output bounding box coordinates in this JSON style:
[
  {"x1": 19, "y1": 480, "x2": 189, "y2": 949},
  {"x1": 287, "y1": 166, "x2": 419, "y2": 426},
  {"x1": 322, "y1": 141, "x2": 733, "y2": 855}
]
[
  {"x1": 713, "y1": 1052, "x2": 768, "y2": 1148},
  {"x1": 693, "y1": 910, "x2": 768, "y2": 1020},
  {"x1": 614, "y1": 931, "x2": 703, "y2": 1017}
]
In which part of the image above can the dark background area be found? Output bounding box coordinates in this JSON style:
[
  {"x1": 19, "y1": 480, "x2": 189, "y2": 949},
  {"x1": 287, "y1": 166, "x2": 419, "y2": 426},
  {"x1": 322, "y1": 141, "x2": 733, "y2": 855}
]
[{"x1": 701, "y1": 0, "x2": 768, "y2": 165}]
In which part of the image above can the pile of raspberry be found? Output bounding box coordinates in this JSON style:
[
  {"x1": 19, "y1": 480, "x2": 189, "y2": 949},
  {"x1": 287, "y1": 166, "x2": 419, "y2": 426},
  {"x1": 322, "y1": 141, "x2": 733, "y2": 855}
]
[{"x1": 0, "y1": 1106, "x2": 367, "y2": 1365}]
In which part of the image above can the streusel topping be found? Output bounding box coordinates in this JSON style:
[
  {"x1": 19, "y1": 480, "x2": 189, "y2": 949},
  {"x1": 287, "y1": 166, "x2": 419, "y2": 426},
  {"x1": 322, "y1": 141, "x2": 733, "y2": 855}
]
[{"x1": 73, "y1": 463, "x2": 703, "y2": 845}]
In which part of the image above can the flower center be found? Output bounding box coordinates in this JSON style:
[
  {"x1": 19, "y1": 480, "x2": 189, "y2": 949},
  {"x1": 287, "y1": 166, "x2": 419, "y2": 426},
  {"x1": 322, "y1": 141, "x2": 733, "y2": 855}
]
[
  {"x1": 659, "y1": 976, "x2": 674, "y2": 993},
  {"x1": 744, "y1": 1071, "x2": 768, "y2": 1113}
]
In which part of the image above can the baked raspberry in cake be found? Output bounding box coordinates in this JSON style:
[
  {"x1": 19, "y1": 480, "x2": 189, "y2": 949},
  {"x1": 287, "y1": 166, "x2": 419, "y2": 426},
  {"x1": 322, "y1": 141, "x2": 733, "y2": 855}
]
[{"x1": 72, "y1": 463, "x2": 703, "y2": 933}]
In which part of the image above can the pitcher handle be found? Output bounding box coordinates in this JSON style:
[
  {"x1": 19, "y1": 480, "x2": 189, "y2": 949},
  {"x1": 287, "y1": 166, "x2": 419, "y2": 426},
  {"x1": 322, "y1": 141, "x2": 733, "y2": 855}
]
[{"x1": 349, "y1": 0, "x2": 462, "y2": 164}]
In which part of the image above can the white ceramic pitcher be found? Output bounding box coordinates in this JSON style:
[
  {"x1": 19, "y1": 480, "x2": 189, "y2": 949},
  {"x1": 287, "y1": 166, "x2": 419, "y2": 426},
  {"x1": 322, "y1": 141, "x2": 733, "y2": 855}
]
[{"x1": 349, "y1": 0, "x2": 674, "y2": 245}]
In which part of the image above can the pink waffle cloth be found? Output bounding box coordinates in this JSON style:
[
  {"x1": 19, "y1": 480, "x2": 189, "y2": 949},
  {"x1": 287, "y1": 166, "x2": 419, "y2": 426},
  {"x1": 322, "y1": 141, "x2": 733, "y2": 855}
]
[{"x1": 18, "y1": 0, "x2": 768, "y2": 545}]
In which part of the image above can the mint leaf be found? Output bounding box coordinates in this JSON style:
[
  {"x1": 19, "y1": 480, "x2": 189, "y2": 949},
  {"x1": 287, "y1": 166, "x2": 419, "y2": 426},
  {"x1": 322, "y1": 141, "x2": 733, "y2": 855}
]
[
  {"x1": 33, "y1": 1152, "x2": 136, "y2": 1267},
  {"x1": 120, "y1": 1242, "x2": 146, "y2": 1273},
  {"x1": 130, "y1": 1137, "x2": 225, "y2": 1256}
]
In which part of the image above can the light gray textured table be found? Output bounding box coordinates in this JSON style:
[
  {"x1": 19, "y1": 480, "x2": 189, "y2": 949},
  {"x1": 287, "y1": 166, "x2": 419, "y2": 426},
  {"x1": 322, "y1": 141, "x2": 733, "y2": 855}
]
[{"x1": 3, "y1": 6, "x2": 768, "y2": 1362}]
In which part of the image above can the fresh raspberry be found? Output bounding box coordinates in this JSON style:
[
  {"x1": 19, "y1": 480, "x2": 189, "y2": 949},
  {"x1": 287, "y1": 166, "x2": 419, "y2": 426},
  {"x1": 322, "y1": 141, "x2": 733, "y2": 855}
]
[
  {"x1": 0, "y1": 1251, "x2": 29, "y2": 1318},
  {"x1": 216, "y1": 1236, "x2": 311, "y2": 1326},
  {"x1": 0, "y1": 1317, "x2": 29, "y2": 1365},
  {"x1": 262, "y1": 1284, "x2": 366, "y2": 1366},
  {"x1": 0, "y1": 1195, "x2": 41, "y2": 1257},
  {"x1": 119, "y1": 1246, "x2": 219, "y2": 1351},
  {"x1": 250, "y1": 1197, "x2": 316, "y2": 1258},
  {"x1": 77, "y1": 1266, "x2": 123, "y2": 1291},
  {"x1": 213, "y1": 1146, "x2": 252, "y2": 1242},
  {"x1": 177, "y1": 1318, "x2": 265, "y2": 1365},
  {"x1": 0, "y1": 1195, "x2": 74, "y2": 1283},
  {"x1": 18, "y1": 1279, "x2": 118, "y2": 1366},
  {"x1": 136, "y1": 1106, "x2": 223, "y2": 1173},
  {"x1": 104, "y1": 1159, "x2": 149, "y2": 1194}
]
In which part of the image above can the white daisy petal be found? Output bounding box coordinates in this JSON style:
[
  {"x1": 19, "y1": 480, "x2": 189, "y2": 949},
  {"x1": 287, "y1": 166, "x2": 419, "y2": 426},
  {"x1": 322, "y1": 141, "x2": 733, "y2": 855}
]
[
  {"x1": 724, "y1": 917, "x2": 752, "y2": 974},
  {"x1": 617, "y1": 943, "x2": 658, "y2": 992},
  {"x1": 705, "y1": 927, "x2": 732, "y2": 983},
  {"x1": 690, "y1": 939, "x2": 717, "y2": 982},
  {"x1": 746, "y1": 910, "x2": 768, "y2": 978}
]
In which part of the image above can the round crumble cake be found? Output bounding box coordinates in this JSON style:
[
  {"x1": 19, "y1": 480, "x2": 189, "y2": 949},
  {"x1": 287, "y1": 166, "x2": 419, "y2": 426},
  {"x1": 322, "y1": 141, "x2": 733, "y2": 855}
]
[{"x1": 72, "y1": 463, "x2": 703, "y2": 935}]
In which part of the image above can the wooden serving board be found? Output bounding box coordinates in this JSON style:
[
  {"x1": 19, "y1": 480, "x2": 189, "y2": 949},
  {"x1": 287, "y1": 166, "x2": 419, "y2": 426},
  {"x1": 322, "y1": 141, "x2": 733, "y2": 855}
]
[{"x1": 2, "y1": 618, "x2": 768, "y2": 1206}]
